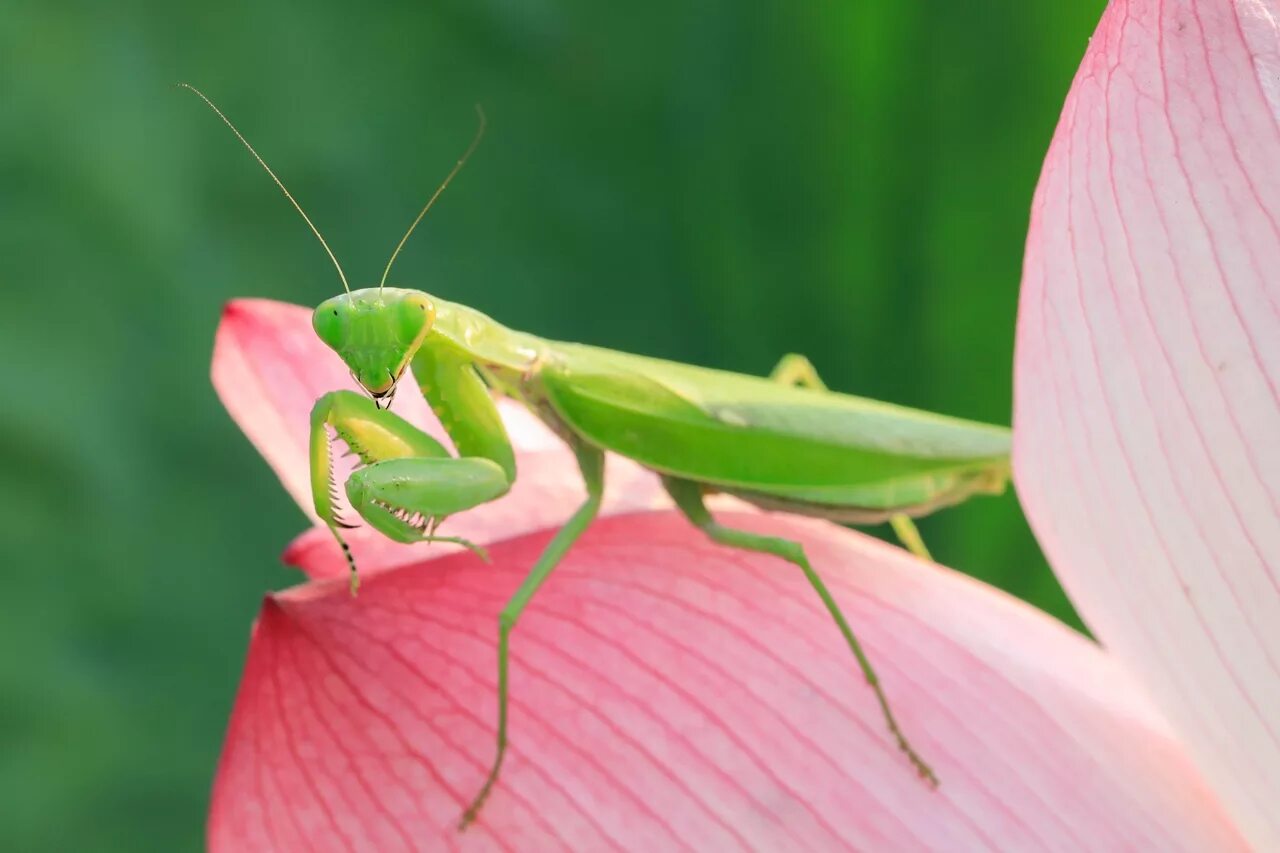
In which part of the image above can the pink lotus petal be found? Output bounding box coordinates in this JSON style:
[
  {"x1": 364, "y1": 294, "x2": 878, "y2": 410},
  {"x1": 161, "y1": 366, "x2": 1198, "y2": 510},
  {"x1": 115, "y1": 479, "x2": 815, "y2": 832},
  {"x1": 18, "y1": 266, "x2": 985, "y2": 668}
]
[
  {"x1": 212, "y1": 299, "x2": 668, "y2": 572},
  {"x1": 209, "y1": 511, "x2": 1243, "y2": 851},
  {"x1": 1013, "y1": 0, "x2": 1280, "y2": 845}
]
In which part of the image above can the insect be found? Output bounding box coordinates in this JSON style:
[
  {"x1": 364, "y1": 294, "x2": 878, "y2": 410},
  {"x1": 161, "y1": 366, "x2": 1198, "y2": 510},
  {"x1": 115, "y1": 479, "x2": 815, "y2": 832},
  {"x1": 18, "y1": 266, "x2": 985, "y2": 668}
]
[{"x1": 185, "y1": 84, "x2": 1012, "y2": 828}]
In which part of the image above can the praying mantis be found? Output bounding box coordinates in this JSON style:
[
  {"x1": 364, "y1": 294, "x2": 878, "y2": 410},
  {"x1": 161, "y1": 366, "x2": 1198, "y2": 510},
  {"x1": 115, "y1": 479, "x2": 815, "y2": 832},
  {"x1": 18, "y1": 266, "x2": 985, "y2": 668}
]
[{"x1": 185, "y1": 85, "x2": 1012, "y2": 828}]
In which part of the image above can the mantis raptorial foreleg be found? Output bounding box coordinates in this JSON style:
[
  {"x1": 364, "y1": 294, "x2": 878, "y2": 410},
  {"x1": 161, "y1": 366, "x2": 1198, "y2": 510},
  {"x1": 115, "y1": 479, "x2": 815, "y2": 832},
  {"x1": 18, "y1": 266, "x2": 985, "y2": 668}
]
[
  {"x1": 769, "y1": 354, "x2": 934, "y2": 562},
  {"x1": 310, "y1": 390, "x2": 507, "y2": 592},
  {"x1": 459, "y1": 440, "x2": 606, "y2": 829},
  {"x1": 662, "y1": 476, "x2": 939, "y2": 786}
]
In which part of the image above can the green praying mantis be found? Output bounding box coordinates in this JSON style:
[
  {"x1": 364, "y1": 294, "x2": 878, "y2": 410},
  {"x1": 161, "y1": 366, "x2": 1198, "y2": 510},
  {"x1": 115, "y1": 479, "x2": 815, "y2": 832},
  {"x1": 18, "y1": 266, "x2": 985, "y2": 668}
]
[{"x1": 185, "y1": 85, "x2": 1012, "y2": 828}]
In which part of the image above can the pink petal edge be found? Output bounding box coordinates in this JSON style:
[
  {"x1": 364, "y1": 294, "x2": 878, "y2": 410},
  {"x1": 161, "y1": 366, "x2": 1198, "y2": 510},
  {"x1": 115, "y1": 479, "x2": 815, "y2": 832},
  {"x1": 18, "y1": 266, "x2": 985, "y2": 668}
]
[
  {"x1": 1014, "y1": 0, "x2": 1280, "y2": 846},
  {"x1": 209, "y1": 511, "x2": 1244, "y2": 851}
]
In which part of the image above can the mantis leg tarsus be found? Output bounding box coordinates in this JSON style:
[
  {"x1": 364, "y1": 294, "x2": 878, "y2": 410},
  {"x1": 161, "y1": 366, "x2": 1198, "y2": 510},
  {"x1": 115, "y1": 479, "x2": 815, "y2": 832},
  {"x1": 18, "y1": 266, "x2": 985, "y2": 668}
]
[
  {"x1": 459, "y1": 442, "x2": 605, "y2": 830},
  {"x1": 429, "y1": 534, "x2": 490, "y2": 562},
  {"x1": 662, "y1": 476, "x2": 939, "y2": 788},
  {"x1": 335, "y1": 529, "x2": 359, "y2": 596}
]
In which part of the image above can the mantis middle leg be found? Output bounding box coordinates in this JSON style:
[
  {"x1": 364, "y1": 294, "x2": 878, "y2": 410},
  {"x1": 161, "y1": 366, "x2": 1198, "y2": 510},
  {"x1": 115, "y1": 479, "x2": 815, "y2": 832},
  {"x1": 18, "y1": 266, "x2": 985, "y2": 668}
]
[
  {"x1": 663, "y1": 475, "x2": 938, "y2": 786},
  {"x1": 459, "y1": 439, "x2": 606, "y2": 829},
  {"x1": 769, "y1": 354, "x2": 933, "y2": 562}
]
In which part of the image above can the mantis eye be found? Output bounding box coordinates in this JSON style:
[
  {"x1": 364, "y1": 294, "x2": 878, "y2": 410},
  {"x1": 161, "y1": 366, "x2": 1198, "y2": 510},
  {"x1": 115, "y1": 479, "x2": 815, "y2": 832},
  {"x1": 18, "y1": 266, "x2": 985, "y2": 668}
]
[
  {"x1": 396, "y1": 294, "x2": 435, "y2": 345},
  {"x1": 314, "y1": 304, "x2": 350, "y2": 350}
]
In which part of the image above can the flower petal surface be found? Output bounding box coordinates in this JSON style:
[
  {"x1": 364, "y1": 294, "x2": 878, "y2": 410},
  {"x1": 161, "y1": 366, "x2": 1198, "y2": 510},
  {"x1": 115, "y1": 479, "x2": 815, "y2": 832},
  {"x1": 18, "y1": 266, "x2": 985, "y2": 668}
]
[
  {"x1": 1014, "y1": 0, "x2": 1280, "y2": 844},
  {"x1": 209, "y1": 512, "x2": 1243, "y2": 852}
]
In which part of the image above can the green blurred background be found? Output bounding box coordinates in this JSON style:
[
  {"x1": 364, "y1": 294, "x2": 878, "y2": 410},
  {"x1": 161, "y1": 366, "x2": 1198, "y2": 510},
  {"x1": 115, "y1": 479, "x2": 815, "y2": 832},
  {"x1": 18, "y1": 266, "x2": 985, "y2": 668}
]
[{"x1": 1, "y1": 1, "x2": 1105, "y2": 849}]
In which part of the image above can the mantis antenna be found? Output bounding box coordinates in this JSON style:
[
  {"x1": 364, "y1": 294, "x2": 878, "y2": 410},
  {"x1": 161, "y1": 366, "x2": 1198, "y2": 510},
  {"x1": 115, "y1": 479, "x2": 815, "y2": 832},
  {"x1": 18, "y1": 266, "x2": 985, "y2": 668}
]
[
  {"x1": 179, "y1": 83, "x2": 352, "y2": 294},
  {"x1": 378, "y1": 105, "x2": 487, "y2": 292}
]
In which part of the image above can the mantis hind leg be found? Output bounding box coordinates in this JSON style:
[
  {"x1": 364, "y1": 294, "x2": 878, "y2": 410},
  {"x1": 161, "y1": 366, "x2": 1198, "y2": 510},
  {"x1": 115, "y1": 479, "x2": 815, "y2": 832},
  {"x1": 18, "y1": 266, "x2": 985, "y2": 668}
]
[
  {"x1": 459, "y1": 440, "x2": 605, "y2": 830},
  {"x1": 663, "y1": 476, "x2": 938, "y2": 787},
  {"x1": 769, "y1": 355, "x2": 933, "y2": 562}
]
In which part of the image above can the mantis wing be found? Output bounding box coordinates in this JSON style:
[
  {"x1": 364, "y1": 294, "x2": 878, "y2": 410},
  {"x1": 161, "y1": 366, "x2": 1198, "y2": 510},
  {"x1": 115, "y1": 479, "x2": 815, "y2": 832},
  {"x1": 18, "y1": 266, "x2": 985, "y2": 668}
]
[{"x1": 542, "y1": 344, "x2": 1010, "y2": 517}]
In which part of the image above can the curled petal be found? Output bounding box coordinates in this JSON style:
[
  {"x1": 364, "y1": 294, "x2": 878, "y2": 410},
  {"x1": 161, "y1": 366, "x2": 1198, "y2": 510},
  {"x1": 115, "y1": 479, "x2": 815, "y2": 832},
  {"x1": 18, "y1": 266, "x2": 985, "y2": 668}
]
[
  {"x1": 1014, "y1": 0, "x2": 1280, "y2": 845},
  {"x1": 209, "y1": 512, "x2": 1243, "y2": 851}
]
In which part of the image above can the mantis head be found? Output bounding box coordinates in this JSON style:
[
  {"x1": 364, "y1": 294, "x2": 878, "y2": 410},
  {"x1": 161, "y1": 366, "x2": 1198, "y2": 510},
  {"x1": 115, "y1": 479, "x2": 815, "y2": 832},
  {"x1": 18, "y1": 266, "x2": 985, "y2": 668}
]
[
  {"x1": 313, "y1": 288, "x2": 435, "y2": 407},
  {"x1": 180, "y1": 84, "x2": 484, "y2": 409}
]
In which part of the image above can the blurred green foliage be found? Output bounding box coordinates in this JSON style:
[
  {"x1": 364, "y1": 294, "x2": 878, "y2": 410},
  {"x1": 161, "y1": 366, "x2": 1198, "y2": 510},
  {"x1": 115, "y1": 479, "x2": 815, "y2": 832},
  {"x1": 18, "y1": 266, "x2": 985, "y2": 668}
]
[{"x1": 0, "y1": 1, "x2": 1104, "y2": 849}]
